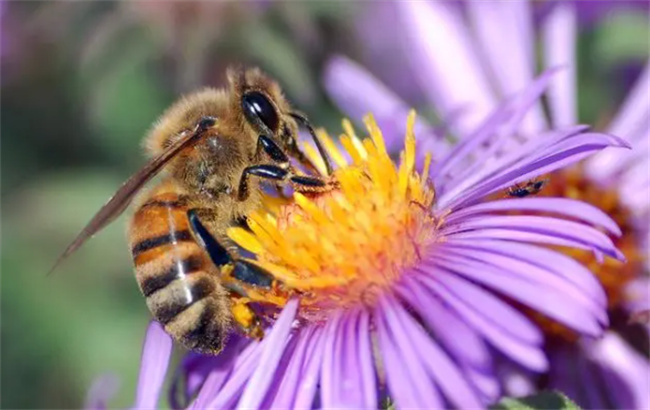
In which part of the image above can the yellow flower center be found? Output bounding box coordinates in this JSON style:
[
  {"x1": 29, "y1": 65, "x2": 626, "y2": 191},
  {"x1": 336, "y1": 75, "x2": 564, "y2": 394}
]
[{"x1": 228, "y1": 112, "x2": 438, "y2": 321}]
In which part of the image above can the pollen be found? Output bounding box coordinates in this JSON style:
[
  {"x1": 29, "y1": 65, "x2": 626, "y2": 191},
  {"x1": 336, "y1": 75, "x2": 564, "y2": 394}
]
[{"x1": 228, "y1": 112, "x2": 438, "y2": 321}]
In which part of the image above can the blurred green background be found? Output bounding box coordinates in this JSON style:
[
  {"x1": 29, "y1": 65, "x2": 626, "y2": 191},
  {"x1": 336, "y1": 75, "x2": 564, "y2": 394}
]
[{"x1": 1, "y1": 1, "x2": 648, "y2": 408}]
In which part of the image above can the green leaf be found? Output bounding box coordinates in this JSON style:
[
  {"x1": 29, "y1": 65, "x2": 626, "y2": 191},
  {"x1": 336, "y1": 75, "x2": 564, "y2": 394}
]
[
  {"x1": 594, "y1": 13, "x2": 650, "y2": 66},
  {"x1": 491, "y1": 391, "x2": 581, "y2": 410}
]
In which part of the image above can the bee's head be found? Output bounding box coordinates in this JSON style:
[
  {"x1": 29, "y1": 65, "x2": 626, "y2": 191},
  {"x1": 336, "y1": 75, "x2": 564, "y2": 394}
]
[{"x1": 227, "y1": 67, "x2": 300, "y2": 154}]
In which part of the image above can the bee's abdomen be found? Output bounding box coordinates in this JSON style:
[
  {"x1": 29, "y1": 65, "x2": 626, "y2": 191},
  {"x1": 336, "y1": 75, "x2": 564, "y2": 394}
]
[{"x1": 130, "y1": 192, "x2": 229, "y2": 354}]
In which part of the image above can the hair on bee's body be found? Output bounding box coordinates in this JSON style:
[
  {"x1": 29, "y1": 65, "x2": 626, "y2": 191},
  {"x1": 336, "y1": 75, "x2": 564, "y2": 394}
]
[{"x1": 53, "y1": 67, "x2": 335, "y2": 355}]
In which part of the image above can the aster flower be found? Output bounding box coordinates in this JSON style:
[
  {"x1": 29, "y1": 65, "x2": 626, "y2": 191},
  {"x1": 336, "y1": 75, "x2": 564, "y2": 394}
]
[
  {"x1": 324, "y1": 1, "x2": 649, "y2": 408},
  {"x1": 122, "y1": 70, "x2": 628, "y2": 410}
]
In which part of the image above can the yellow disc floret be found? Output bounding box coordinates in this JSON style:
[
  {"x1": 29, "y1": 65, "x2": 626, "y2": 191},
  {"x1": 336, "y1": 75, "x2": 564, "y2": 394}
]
[{"x1": 228, "y1": 112, "x2": 438, "y2": 321}]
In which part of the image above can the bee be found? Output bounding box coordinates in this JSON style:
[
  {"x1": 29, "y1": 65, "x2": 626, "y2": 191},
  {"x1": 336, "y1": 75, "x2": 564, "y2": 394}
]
[
  {"x1": 507, "y1": 178, "x2": 549, "y2": 198},
  {"x1": 52, "y1": 67, "x2": 334, "y2": 355}
]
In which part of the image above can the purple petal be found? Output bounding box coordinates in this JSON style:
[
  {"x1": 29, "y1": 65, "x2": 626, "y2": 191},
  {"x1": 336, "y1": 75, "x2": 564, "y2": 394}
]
[
  {"x1": 321, "y1": 309, "x2": 377, "y2": 409},
  {"x1": 134, "y1": 321, "x2": 173, "y2": 410},
  {"x1": 257, "y1": 334, "x2": 301, "y2": 409},
  {"x1": 542, "y1": 2, "x2": 578, "y2": 128},
  {"x1": 466, "y1": 1, "x2": 546, "y2": 135},
  {"x1": 199, "y1": 341, "x2": 262, "y2": 410},
  {"x1": 442, "y1": 131, "x2": 629, "y2": 210},
  {"x1": 623, "y1": 277, "x2": 650, "y2": 314},
  {"x1": 265, "y1": 325, "x2": 319, "y2": 409},
  {"x1": 607, "y1": 61, "x2": 650, "y2": 143},
  {"x1": 442, "y1": 215, "x2": 622, "y2": 260},
  {"x1": 236, "y1": 298, "x2": 299, "y2": 410},
  {"x1": 586, "y1": 332, "x2": 650, "y2": 409},
  {"x1": 395, "y1": 277, "x2": 492, "y2": 370},
  {"x1": 409, "y1": 274, "x2": 547, "y2": 371},
  {"x1": 438, "y1": 125, "x2": 588, "y2": 200},
  {"x1": 322, "y1": 55, "x2": 447, "y2": 156},
  {"x1": 587, "y1": 62, "x2": 650, "y2": 181},
  {"x1": 463, "y1": 364, "x2": 501, "y2": 404},
  {"x1": 173, "y1": 335, "x2": 247, "y2": 409},
  {"x1": 447, "y1": 228, "x2": 621, "y2": 260},
  {"x1": 293, "y1": 326, "x2": 326, "y2": 410},
  {"x1": 588, "y1": 129, "x2": 649, "y2": 187},
  {"x1": 320, "y1": 309, "x2": 344, "y2": 408},
  {"x1": 575, "y1": 348, "x2": 608, "y2": 408},
  {"x1": 432, "y1": 69, "x2": 561, "y2": 188},
  {"x1": 375, "y1": 295, "x2": 444, "y2": 409},
  {"x1": 416, "y1": 266, "x2": 541, "y2": 344},
  {"x1": 442, "y1": 238, "x2": 607, "y2": 308},
  {"x1": 437, "y1": 243, "x2": 607, "y2": 321},
  {"x1": 355, "y1": 310, "x2": 378, "y2": 409},
  {"x1": 396, "y1": 0, "x2": 496, "y2": 137},
  {"x1": 431, "y1": 251, "x2": 605, "y2": 335},
  {"x1": 445, "y1": 197, "x2": 622, "y2": 236},
  {"x1": 85, "y1": 373, "x2": 120, "y2": 410},
  {"x1": 547, "y1": 346, "x2": 581, "y2": 403},
  {"x1": 389, "y1": 298, "x2": 483, "y2": 408},
  {"x1": 496, "y1": 360, "x2": 535, "y2": 398}
]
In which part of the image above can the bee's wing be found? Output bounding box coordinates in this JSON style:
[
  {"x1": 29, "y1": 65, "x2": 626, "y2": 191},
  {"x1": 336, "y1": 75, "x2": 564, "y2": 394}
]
[{"x1": 49, "y1": 120, "x2": 213, "y2": 275}]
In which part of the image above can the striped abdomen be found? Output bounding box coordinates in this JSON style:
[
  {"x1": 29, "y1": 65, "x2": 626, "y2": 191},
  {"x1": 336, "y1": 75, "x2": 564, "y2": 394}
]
[{"x1": 129, "y1": 190, "x2": 230, "y2": 355}]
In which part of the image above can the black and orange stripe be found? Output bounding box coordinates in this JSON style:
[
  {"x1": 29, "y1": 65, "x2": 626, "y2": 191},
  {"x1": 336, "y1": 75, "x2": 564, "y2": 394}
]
[{"x1": 129, "y1": 189, "x2": 229, "y2": 355}]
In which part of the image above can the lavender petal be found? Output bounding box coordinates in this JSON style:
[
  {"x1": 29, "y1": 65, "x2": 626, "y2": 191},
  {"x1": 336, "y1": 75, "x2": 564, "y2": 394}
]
[
  {"x1": 445, "y1": 197, "x2": 621, "y2": 236},
  {"x1": 433, "y1": 252, "x2": 605, "y2": 334},
  {"x1": 587, "y1": 62, "x2": 650, "y2": 180},
  {"x1": 410, "y1": 274, "x2": 547, "y2": 371},
  {"x1": 442, "y1": 215, "x2": 622, "y2": 261},
  {"x1": 390, "y1": 298, "x2": 483, "y2": 408},
  {"x1": 395, "y1": 277, "x2": 492, "y2": 370},
  {"x1": 200, "y1": 341, "x2": 262, "y2": 410},
  {"x1": 442, "y1": 239, "x2": 606, "y2": 308},
  {"x1": 443, "y1": 131, "x2": 629, "y2": 210},
  {"x1": 320, "y1": 309, "x2": 344, "y2": 409},
  {"x1": 293, "y1": 326, "x2": 326, "y2": 410},
  {"x1": 322, "y1": 55, "x2": 446, "y2": 156},
  {"x1": 576, "y1": 349, "x2": 607, "y2": 408},
  {"x1": 236, "y1": 298, "x2": 299, "y2": 410},
  {"x1": 415, "y1": 267, "x2": 542, "y2": 344},
  {"x1": 85, "y1": 373, "x2": 120, "y2": 410},
  {"x1": 466, "y1": 0, "x2": 546, "y2": 135},
  {"x1": 396, "y1": 0, "x2": 496, "y2": 137},
  {"x1": 375, "y1": 295, "x2": 444, "y2": 409},
  {"x1": 432, "y1": 69, "x2": 560, "y2": 189},
  {"x1": 542, "y1": 2, "x2": 578, "y2": 128},
  {"x1": 134, "y1": 321, "x2": 173, "y2": 410},
  {"x1": 266, "y1": 325, "x2": 318, "y2": 409},
  {"x1": 586, "y1": 332, "x2": 650, "y2": 410}
]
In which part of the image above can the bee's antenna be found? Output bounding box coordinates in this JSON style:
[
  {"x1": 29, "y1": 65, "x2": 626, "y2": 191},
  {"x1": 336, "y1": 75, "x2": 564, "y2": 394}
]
[{"x1": 290, "y1": 112, "x2": 333, "y2": 176}]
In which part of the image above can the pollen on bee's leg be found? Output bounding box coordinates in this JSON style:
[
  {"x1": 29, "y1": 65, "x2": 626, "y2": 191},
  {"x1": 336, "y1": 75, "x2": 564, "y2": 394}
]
[{"x1": 230, "y1": 298, "x2": 264, "y2": 339}]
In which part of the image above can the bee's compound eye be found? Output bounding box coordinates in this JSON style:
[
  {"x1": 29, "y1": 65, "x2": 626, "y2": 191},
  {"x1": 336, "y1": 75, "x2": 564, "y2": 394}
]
[{"x1": 242, "y1": 91, "x2": 279, "y2": 133}]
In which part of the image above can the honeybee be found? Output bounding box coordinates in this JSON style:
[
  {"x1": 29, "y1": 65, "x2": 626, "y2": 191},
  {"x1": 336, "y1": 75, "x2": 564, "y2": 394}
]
[
  {"x1": 507, "y1": 178, "x2": 549, "y2": 198},
  {"x1": 52, "y1": 67, "x2": 333, "y2": 355}
]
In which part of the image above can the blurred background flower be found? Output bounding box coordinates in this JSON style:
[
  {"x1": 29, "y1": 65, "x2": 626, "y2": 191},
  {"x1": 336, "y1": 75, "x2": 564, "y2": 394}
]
[{"x1": 1, "y1": 1, "x2": 648, "y2": 409}]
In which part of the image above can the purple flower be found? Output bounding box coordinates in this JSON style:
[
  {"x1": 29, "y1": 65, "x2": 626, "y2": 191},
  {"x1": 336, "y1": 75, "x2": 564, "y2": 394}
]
[
  {"x1": 324, "y1": 1, "x2": 649, "y2": 408},
  {"x1": 123, "y1": 68, "x2": 627, "y2": 409}
]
